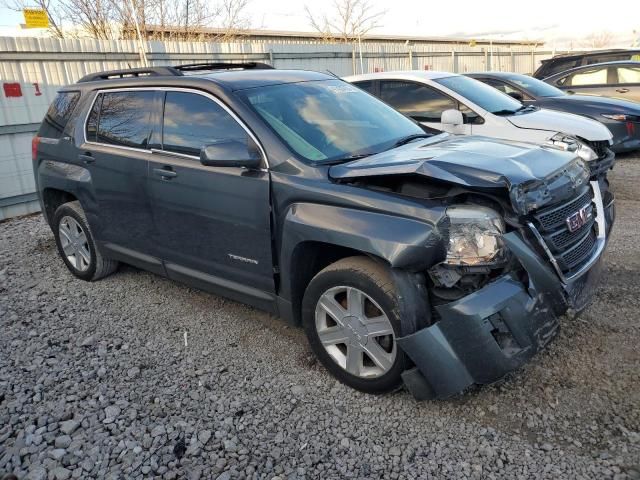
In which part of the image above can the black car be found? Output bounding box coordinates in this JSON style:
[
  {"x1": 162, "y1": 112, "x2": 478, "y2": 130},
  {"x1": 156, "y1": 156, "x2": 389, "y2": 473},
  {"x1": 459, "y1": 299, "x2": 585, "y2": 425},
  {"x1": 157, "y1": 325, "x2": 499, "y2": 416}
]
[
  {"x1": 468, "y1": 71, "x2": 640, "y2": 152},
  {"x1": 541, "y1": 61, "x2": 640, "y2": 103},
  {"x1": 32, "y1": 63, "x2": 613, "y2": 400},
  {"x1": 534, "y1": 49, "x2": 640, "y2": 80}
]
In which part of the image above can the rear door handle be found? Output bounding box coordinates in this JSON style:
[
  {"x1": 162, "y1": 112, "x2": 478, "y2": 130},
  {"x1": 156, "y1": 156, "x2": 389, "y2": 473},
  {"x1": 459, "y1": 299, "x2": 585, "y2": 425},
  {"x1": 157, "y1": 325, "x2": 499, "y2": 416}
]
[
  {"x1": 78, "y1": 153, "x2": 94, "y2": 164},
  {"x1": 616, "y1": 88, "x2": 629, "y2": 93},
  {"x1": 153, "y1": 167, "x2": 177, "y2": 180}
]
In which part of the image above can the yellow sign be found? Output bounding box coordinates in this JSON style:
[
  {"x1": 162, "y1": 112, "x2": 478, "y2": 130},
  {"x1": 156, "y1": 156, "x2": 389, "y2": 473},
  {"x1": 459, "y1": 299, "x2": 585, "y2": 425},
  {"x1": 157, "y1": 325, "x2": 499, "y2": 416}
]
[
  {"x1": 23, "y1": 9, "x2": 50, "y2": 29},
  {"x1": 469, "y1": 39, "x2": 477, "y2": 47}
]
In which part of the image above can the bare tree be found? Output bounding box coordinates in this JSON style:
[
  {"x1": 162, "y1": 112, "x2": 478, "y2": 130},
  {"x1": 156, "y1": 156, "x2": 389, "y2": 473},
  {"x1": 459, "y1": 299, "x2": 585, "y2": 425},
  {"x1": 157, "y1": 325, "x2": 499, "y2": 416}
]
[
  {"x1": 2, "y1": 0, "x2": 65, "y2": 37},
  {"x1": 61, "y1": 0, "x2": 117, "y2": 39},
  {"x1": 305, "y1": 0, "x2": 385, "y2": 42},
  {"x1": 4, "y1": 0, "x2": 252, "y2": 40},
  {"x1": 583, "y1": 30, "x2": 614, "y2": 49}
]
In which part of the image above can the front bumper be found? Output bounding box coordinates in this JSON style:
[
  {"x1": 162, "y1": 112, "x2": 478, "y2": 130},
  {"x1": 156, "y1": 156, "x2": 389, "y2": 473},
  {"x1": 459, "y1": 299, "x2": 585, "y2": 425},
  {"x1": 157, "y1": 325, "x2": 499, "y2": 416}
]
[{"x1": 398, "y1": 183, "x2": 613, "y2": 400}]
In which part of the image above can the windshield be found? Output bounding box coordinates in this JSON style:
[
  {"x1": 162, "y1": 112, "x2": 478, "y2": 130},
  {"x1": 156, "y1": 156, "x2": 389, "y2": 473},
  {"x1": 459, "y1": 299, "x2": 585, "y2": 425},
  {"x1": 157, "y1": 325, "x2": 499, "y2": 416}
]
[
  {"x1": 238, "y1": 80, "x2": 424, "y2": 163},
  {"x1": 435, "y1": 75, "x2": 523, "y2": 114},
  {"x1": 506, "y1": 74, "x2": 566, "y2": 97}
]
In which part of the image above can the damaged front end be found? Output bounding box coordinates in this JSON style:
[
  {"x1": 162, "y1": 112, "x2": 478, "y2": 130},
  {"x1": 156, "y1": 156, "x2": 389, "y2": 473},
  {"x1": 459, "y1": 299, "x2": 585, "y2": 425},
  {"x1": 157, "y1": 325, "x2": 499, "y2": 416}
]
[
  {"x1": 397, "y1": 179, "x2": 611, "y2": 401},
  {"x1": 328, "y1": 136, "x2": 613, "y2": 400}
]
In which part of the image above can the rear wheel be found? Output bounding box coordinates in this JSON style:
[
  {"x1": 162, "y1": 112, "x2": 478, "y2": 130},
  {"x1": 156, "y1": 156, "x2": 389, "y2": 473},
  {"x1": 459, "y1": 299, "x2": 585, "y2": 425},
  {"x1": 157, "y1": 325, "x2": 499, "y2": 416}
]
[
  {"x1": 52, "y1": 201, "x2": 118, "y2": 281},
  {"x1": 302, "y1": 256, "x2": 417, "y2": 393}
]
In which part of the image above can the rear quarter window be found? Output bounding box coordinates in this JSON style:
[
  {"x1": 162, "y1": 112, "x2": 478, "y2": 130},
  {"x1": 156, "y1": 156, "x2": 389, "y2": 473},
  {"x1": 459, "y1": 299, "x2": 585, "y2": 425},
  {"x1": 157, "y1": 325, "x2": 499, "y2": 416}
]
[{"x1": 39, "y1": 91, "x2": 81, "y2": 139}]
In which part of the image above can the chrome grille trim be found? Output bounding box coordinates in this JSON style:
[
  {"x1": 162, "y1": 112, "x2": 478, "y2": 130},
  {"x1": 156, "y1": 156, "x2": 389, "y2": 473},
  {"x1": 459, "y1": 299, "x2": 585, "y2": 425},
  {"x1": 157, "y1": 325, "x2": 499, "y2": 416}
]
[
  {"x1": 528, "y1": 181, "x2": 607, "y2": 284},
  {"x1": 532, "y1": 190, "x2": 592, "y2": 230}
]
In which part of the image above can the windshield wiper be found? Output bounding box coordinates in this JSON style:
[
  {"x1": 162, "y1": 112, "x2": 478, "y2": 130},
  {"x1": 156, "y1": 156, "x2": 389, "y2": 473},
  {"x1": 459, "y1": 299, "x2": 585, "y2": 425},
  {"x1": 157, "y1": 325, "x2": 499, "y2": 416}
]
[
  {"x1": 321, "y1": 153, "x2": 371, "y2": 165},
  {"x1": 491, "y1": 109, "x2": 518, "y2": 116},
  {"x1": 392, "y1": 133, "x2": 432, "y2": 148}
]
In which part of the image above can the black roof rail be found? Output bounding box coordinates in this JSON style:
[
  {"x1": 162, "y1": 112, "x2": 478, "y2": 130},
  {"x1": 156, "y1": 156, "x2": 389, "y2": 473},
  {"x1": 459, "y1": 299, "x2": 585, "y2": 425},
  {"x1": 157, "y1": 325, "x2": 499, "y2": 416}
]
[
  {"x1": 174, "y1": 62, "x2": 274, "y2": 72},
  {"x1": 77, "y1": 66, "x2": 182, "y2": 83},
  {"x1": 76, "y1": 62, "x2": 274, "y2": 83}
]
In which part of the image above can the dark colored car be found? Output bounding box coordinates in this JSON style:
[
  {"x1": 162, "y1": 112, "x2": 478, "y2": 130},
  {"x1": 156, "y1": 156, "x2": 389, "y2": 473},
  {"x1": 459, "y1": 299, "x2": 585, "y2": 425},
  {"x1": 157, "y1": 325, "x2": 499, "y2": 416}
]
[
  {"x1": 468, "y1": 72, "x2": 640, "y2": 152},
  {"x1": 541, "y1": 61, "x2": 640, "y2": 103},
  {"x1": 533, "y1": 49, "x2": 640, "y2": 80},
  {"x1": 32, "y1": 63, "x2": 614, "y2": 400}
]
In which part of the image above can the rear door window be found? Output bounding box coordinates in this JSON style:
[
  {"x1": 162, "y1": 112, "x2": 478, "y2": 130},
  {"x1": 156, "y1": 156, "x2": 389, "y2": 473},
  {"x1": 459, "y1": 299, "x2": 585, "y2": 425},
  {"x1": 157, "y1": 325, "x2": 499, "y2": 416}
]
[
  {"x1": 93, "y1": 91, "x2": 155, "y2": 148},
  {"x1": 617, "y1": 66, "x2": 640, "y2": 84},
  {"x1": 353, "y1": 80, "x2": 376, "y2": 95},
  {"x1": 564, "y1": 67, "x2": 608, "y2": 86},
  {"x1": 380, "y1": 80, "x2": 457, "y2": 122},
  {"x1": 482, "y1": 79, "x2": 531, "y2": 99},
  {"x1": 39, "y1": 91, "x2": 80, "y2": 139},
  {"x1": 161, "y1": 91, "x2": 248, "y2": 157}
]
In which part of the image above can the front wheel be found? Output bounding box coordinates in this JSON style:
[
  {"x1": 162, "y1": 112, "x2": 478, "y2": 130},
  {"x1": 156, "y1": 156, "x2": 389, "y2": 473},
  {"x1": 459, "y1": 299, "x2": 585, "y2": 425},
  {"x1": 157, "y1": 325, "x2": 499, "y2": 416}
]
[{"x1": 302, "y1": 256, "x2": 417, "y2": 394}]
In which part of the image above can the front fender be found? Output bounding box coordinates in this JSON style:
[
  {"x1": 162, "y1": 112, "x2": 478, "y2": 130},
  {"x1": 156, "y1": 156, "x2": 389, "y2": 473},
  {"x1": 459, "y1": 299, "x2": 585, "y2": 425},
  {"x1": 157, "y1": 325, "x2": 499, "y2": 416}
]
[{"x1": 279, "y1": 202, "x2": 446, "y2": 301}]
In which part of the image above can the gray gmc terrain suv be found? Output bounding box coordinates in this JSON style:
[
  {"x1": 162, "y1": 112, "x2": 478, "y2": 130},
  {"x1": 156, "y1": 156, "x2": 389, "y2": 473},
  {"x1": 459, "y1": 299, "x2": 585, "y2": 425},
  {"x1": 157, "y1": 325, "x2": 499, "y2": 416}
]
[{"x1": 33, "y1": 63, "x2": 615, "y2": 400}]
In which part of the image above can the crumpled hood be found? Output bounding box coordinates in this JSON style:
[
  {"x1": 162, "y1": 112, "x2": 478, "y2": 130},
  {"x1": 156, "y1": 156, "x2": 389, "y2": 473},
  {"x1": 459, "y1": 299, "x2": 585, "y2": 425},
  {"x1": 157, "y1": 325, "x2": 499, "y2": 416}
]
[
  {"x1": 506, "y1": 108, "x2": 612, "y2": 141},
  {"x1": 330, "y1": 134, "x2": 590, "y2": 214}
]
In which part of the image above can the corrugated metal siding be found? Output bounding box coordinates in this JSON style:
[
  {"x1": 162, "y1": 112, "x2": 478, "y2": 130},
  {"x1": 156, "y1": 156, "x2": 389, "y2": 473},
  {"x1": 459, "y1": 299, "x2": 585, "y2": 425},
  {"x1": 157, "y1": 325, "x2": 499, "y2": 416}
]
[{"x1": 0, "y1": 35, "x2": 557, "y2": 219}]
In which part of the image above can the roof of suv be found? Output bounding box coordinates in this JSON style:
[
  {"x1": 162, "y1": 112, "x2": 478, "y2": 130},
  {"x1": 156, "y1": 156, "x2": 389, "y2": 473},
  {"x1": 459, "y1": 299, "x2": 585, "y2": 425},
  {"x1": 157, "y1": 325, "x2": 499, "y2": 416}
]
[
  {"x1": 77, "y1": 66, "x2": 334, "y2": 91},
  {"x1": 543, "y1": 60, "x2": 640, "y2": 81},
  {"x1": 197, "y1": 69, "x2": 333, "y2": 90},
  {"x1": 540, "y1": 49, "x2": 640, "y2": 62}
]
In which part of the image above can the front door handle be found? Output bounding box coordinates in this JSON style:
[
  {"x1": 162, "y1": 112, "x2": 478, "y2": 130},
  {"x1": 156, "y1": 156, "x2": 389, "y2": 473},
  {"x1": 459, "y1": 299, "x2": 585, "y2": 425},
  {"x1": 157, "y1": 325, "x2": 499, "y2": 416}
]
[
  {"x1": 78, "y1": 153, "x2": 94, "y2": 164},
  {"x1": 153, "y1": 167, "x2": 177, "y2": 180},
  {"x1": 616, "y1": 88, "x2": 630, "y2": 93}
]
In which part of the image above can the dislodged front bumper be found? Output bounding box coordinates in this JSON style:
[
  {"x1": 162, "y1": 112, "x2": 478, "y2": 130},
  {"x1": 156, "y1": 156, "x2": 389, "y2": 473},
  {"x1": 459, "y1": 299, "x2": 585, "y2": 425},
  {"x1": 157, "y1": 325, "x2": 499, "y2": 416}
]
[{"x1": 398, "y1": 225, "x2": 608, "y2": 401}]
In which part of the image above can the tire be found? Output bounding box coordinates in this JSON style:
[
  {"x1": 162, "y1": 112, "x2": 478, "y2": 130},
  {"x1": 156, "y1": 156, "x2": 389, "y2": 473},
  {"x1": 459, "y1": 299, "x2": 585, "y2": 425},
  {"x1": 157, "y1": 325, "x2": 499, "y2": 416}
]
[
  {"x1": 52, "y1": 201, "x2": 118, "y2": 281},
  {"x1": 302, "y1": 256, "x2": 417, "y2": 394}
]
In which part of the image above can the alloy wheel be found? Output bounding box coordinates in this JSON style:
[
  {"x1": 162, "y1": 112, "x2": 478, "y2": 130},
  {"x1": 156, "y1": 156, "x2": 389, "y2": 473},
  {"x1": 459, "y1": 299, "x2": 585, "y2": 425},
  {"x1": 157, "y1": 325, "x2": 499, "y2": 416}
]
[
  {"x1": 58, "y1": 216, "x2": 91, "y2": 272},
  {"x1": 314, "y1": 286, "x2": 396, "y2": 379}
]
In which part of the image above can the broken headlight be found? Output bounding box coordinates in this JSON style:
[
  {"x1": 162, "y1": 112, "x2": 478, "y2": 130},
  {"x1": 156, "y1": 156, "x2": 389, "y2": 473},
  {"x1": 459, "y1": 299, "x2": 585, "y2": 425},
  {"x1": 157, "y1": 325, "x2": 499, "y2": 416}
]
[
  {"x1": 546, "y1": 133, "x2": 598, "y2": 162},
  {"x1": 444, "y1": 205, "x2": 505, "y2": 266}
]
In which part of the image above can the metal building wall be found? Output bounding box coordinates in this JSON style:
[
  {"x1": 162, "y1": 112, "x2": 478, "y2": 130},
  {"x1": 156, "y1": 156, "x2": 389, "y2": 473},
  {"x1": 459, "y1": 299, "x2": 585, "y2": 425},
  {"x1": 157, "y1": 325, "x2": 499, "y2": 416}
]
[{"x1": 0, "y1": 36, "x2": 555, "y2": 220}]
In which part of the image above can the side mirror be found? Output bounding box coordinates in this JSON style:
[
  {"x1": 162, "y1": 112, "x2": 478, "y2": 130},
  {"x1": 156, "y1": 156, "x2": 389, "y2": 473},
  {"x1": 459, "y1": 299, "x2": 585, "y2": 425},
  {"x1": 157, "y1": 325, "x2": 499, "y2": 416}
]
[
  {"x1": 507, "y1": 91, "x2": 524, "y2": 102},
  {"x1": 200, "y1": 138, "x2": 262, "y2": 168},
  {"x1": 440, "y1": 109, "x2": 464, "y2": 134}
]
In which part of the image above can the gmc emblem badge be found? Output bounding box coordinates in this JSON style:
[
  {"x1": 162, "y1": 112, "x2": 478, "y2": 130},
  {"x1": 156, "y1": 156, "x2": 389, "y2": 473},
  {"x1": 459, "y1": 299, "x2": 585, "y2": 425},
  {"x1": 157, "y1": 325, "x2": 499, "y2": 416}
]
[{"x1": 566, "y1": 205, "x2": 591, "y2": 233}]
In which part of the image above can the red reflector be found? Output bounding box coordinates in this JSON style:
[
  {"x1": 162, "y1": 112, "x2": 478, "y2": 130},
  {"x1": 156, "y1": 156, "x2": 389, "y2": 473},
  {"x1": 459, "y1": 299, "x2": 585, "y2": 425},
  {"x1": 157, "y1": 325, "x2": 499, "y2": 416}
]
[
  {"x1": 627, "y1": 121, "x2": 635, "y2": 136},
  {"x1": 32, "y1": 136, "x2": 40, "y2": 161}
]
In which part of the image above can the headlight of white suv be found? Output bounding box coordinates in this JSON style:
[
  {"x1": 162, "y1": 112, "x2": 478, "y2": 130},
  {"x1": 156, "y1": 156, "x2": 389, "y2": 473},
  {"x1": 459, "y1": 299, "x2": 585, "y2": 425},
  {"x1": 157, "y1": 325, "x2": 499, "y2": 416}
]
[
  {"x1": 546, "y1": 133, "x2": 598, "y2": 162},
  {"x1": 445, "y1": 205, "x2": 505, "y2": 266}
]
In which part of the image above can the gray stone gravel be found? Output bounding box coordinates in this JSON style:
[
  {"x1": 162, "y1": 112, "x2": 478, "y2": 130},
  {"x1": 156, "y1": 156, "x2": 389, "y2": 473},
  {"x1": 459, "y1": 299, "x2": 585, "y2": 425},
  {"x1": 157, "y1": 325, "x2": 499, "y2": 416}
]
[{"x1": 1, "y1": 154, "x2": 639, "y2": 479}]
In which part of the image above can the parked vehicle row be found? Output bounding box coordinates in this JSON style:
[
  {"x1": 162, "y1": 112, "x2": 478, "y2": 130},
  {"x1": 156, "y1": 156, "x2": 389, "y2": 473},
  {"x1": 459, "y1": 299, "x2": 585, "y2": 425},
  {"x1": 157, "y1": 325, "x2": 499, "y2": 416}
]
[
  {"x1": 467, "y1": 72, "x2": 640, "y2": 153},
  {"x1": 541, "y1": 61, "x2": 640, "y2": 103},
  {"x1": 33, "y1": 62, "x2": 614, "y2": 400},
  {"x1": 345, "y1": 71, "x2": 616, "y2": 175},
  {"x1": 533, "y1": 49, "x2": 640, "y2": 80}
]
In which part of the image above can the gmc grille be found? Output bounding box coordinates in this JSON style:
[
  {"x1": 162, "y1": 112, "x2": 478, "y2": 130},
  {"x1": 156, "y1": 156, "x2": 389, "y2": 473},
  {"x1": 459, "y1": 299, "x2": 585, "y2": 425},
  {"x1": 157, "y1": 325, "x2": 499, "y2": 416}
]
[{"x1": 531, "y1": 188, "x2": 598, "y2": 275}]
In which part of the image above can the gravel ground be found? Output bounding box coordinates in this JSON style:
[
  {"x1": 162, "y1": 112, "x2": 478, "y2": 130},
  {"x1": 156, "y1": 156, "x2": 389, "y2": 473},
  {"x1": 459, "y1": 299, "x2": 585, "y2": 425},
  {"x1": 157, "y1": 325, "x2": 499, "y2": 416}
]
[{"x1": 1, "y1": 154, "x2": 639, "y2": 480}]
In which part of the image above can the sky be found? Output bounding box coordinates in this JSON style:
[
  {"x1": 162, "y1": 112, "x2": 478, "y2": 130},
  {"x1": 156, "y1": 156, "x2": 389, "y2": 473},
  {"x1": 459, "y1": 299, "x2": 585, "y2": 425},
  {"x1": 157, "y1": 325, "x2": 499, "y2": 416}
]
[{"x1": 1, "y1": 0, "x2": 638, "y2": 48}]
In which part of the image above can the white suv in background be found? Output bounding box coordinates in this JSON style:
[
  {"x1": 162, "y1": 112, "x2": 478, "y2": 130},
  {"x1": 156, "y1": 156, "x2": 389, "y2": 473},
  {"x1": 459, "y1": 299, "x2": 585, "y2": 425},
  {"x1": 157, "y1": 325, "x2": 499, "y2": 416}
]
[{"x1": 345, "y1": 71, "x2": 614, "y2": 167}]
